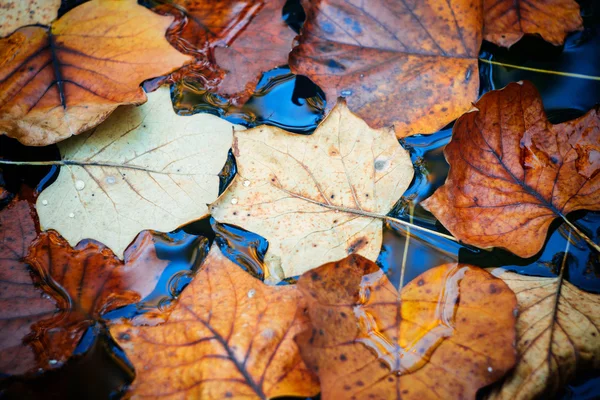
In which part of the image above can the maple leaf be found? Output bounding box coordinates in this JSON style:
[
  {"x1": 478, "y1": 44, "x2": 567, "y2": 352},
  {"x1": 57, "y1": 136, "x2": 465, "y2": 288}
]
[
  {"x1": 211, "y1": 100, "x2": 414, "y2": 281},
  {"x1": 422, "y1": 81, "x2": 600, "y2": 258},
  {"x1": 36, "y1": 86, "x2": 241, "y2": 258},
  {"x1": 296, "y1": 254, "x2": 517, "y2": 399},
  {"x1": 0, "y1": 0, "x2": 60, "y2": 37},
  {"x1": 483, "y1": 0, "x2": 583, "y2": 48},
  {"x1": 289, "y1": 0, "x2": 482, "y2": 138},
  {"x1": 110, "y1": 245, "x2": 320, "y2": 399},
  {"x1": 0, "y1": 0, "x2": 191, "y2": 146}
]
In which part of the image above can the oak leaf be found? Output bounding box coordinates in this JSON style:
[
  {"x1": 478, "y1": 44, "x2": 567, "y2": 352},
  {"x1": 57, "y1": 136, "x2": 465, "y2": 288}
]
[
  {"x1": 0, "y1": 0, "x2": 191, "y2": 146},
  {"x1": 296, "y1": 254, "x2": 517, "y2": 399},
  {"x1": 211, "y1": 100, "x2": 414, "y2": 281},
  {"x1": 490, "y1": 270, "x2": 600, "y2": 399},
  {"x1": 289, "y1": 0, "x2": 482, "y2": 138},
  {"x1": 110, "y1": 245, "x2": 320, "y2": 399},
  {"x1": 422, "y1": 81, "x2": 600, "y2": 258},
  {"x1": 483, "y1": 0, "x2": 583, "y2": 48},
  {"x1": 0, "y1": 0, "x2": 60, "y2": 37},
  {"x1": 36, "y1": 86, "x2": 241, "y2": 258}
]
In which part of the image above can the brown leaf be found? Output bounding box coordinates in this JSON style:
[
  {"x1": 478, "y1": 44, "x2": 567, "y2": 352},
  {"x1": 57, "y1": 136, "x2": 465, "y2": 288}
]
[
  {"x1": 296, "y1": 255, "x2": 517, "y2": 399},
  {"x1": 0, "y1": 0, "x2": 60, "y2": 37},
  {"x1": 483, "y1": 0, "x2": 583, "y2": 48},
  {"x1": 0, "y1": 198, "x2": 56, "y2": 376},
  {"x1": 422, "y1": 81, "x2": 600, "y2": 258},
  {"x1": 0, "y1": 0, "x2": 191, "y2": 146},
  {"x1": 110, "y1": 245, "x2": 320, "y2": 399},
  {"x1": 22, "y1": 230, "x2": 169, "y2": 370},
  {"x1": 289, "y1": 0, "x2": 482, "y2": 138}
]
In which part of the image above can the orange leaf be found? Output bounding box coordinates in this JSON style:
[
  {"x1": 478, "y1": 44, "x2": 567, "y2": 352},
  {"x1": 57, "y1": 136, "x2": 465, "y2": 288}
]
[
  {"x1": 0, "y1": 0, "x2": 60, "y2": 38},
  {"x1": 296, "y1": 255, "x2": 517, "y2": 399},
  {"x1": 421, "y1": 81, "x2": 600, "y2": 258},
  {"x1": 0, "y1": 0, "x2": 191, "y2": 146},
  {"x1": 483, "y1": 0, "x2": 583, "y2": 48},
  {"x1": 110, "y1": 245, "x2": 320, "y2": 399},
  {"x1": 289, "y1": 0, "x2": 482, "y2": 138}
]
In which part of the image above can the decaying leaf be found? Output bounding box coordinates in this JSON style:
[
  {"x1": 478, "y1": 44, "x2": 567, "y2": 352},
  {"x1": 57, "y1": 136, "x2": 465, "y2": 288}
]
[
  {"x1": 490, "y1": 269, "x2": 600, "y2": 399},
  {"x1": 0, "y1": 0, "x2": 60, "y2": 37},
  {"x1": 296, "y1": 254, "x2": 517, "y2": 399},
  {"x1": 110, "y1": 245, "x2": 319, "y2": 399},
  {"x1": 0, "y1": 0, "x2": 191, "y2": 146},
  {"x1": 36, "y1": 86, "x2": 240, "y2": 258},
  {"x1": 289, "y1": 0, "x2": 482, "y2": 138},
  {"x1": 422, "y1": 81, "x2": 600, "y2": 258},
  {"x1": 483, "y1": 0, "x2": 583, "y2": 48},
  {"x1": 0, "y1": 198, "x2": 56, "y2": 376},
  {"x1": 22, "y1": 229, "x2": 169, "y2": 370},
  {"x1": 211, "y1": 100, "x2": 414, "y2": 281}
]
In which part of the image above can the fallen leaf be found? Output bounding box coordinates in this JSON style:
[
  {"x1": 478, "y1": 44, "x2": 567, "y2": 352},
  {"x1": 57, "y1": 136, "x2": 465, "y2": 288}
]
[
  {"x1": 110, "y1": 245, "x2": 319, "y2": 399},
  {"x1": 211, "y1": 100, "x2": 414, "y2": 281},
  {"x1": 22, "y1": 229, "x2": 169, "y2": 371},
  {"x1": 36, "y1": 86, "x2": 240, "y2": 258},
  {"x1": 483, "y1": 0, "x2": 583, "y2": 48},
  {"x1": 0, "y1": 198, "x2": 56, "y2": 376},
  {"x1": 0, "y1": 0, "x2": 60, "y2": 37},
  {"x1": 296, "y1": 254, "x2": 517, "y2": 399},
  {"x1": 422, "y1": 81, "x2": 600, "y2": 258},
  {"x1": 0, "y1": 0, "x2": 191, "y2": 146},
  {"x1": 289, "y1": 0, "x2": 482, "y2": 138},
  {"x1": 490, "y1": 268, "x2": 600, "y2": 399}
]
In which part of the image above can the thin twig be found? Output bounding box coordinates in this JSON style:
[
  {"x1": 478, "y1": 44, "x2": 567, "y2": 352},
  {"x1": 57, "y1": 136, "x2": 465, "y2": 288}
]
[{"x1": 479, "y1": 58, "x2": 600, "y2": 81}]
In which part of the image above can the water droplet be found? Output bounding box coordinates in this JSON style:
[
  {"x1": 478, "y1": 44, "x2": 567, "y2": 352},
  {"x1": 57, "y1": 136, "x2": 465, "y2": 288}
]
[
  {"x1": 341, "y1": 89, "x2": 353, "y2": 96},
  {"x1": 488, "y1": 366, "x2": 493, "y2": 373},
  {"x1": 49, "y1": 359, "x2": 58, "y2": 365},
  {"x1": 360, "y1": 74, "x2": 364, "y2": 78},
  {"x1": 75, "y1": 180, "x2": 85, "y2": 191},
  {"x1": 247, "y1": 288, "x2": 256, "y2": 298},
  {"x1": 243, "y1": 180, "x2": 250, "y2": 187},
  {"x1": 68, "y1": 213, "x2": 75, "y2": 218},
  {"x1": 41, "y1": 199, "x2": 48, "y2": 206},
  {"x1": 105, "y1": 176, "x2": 116, "y2": 184},
  {"x1": 231, "y1": 198, "x2": 238, "y2": 205}
]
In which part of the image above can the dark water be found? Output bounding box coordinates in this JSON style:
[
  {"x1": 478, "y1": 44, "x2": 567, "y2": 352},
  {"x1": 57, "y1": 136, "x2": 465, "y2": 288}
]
[{"x1": 1, "y1": 0, "x2": 599, "y2": 398}]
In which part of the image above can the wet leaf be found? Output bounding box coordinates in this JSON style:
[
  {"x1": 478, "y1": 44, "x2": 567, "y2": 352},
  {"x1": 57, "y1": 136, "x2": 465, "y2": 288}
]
[
  {"x1": 490, "y1": 270, "x2": 600, "y2": 399},
  {"x1": 110, "y1": 245, "x2": 319, "y2": 399},
  {"x1": 22, "y1": 229, "x2": 169, "y2": 371},
  {"x1": 211, "y1": 100, "x2": 414, "y2": 281},
  {"x1": 36, "y1": 86, "x2": 241, "y2": 258},
  {"x1": 0, "y1": 198, "x2": 56, "y2": 376},
  {"x1": 289, "y1": 0, "x2": 482, "y2": 138},
  {"x1": 422, "y1": 81, "x2": 600, "y2": 258},
  {"x1": 483, "y1": 0, "x2": 583, "y2": 48},
  {"x1": 0, "y1": 0, "x2": 60, "y2": 37},
  {"x1": 296, "y1": 254, "x2": 517, "y2": 399},
  {"x1": 0, "y1": 0, "x2": 191, "y2": 146}
]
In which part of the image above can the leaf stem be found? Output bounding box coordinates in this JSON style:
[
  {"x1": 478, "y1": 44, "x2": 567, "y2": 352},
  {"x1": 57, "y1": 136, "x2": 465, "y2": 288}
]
[
  {"x1": 479, "y1": 58, "x2": 600, "y2": 81},
  {"x1": 561, "y1": 217, "x2": 600, "y2": 253}
]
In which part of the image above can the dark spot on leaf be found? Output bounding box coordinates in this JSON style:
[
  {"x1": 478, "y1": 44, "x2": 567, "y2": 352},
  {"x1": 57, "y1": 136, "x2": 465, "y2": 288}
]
[
  {"x1": 340, "y1": 353, "x2": 347, "y2": 361},
  {"x1": 417, "y1": 279, "x2": 425, "y2": 286}
]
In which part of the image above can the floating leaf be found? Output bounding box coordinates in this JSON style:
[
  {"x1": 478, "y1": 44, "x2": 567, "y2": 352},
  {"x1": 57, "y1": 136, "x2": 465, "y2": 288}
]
[
  {"x1": 110, "y1": 245, "x2": 319, "y2": 399},
  {"x1": 36, "y1": 86, "x2": 240, "y2": 258},
  {"x1": 289, "y1": 0, "x2": 482, "y2": 138},
  {"x1": 0, "y1": 0, "x2": 191, "y2": 146},
  {"x1": 483, "y1": 0, "x2": 583, "y2": 48},
  {"x1": 422, "y1": 81, "x2": 600, "y2": 258},
  {"x1": 0, "y1": 0, "x2": 60, "y2": 37},
  {"x1": 211, "y1": 100, "x2": 414, "y2": 281},
  {"x1": 296, "y1": 254, "x2": 517, "y2": 399}
]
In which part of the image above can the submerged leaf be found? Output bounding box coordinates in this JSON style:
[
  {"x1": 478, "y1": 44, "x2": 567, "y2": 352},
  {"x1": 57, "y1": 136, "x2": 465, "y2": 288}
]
[
  {"x1": 422, "y1": 81, "x2": 600, "y2": 258},
  {"x1": 0, "y1": 0, "x2": 60, "y2": 37},
  {"x1": 211, "y1": 100, "x2": 414, "y2": 281},
  {"x1": 110, "y1": 245, "x2": 319, "y2": 399},
  {"x1": 36, "y1": 86, "x2": 240, "y2": 258},
  {"x1": 296, "y1": 255, "x2": 517, "y2": 399},
  {"x1": 0, "y1": 0, "x2": 191, "y2": 146}
]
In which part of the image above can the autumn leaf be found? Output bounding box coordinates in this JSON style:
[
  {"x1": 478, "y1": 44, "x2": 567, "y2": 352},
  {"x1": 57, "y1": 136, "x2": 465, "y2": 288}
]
[
  {"x1": 110, "y1": 245, "x2": 319, "y2": 399},
  {"x1": 0, "y1": 198, "x2": 56, "y2": 376},
  {"x1": 0, "y1": 0, "x2": 191, "y2": 146},
  {"x1": 422, "y1": 81, "x2": 600, "y2": 258},
  {"x1": 0, "y1": 0, "x2": 60, "y2": 37},
  {"x1": 296, "y1": 254, "x2": 517, "y2": 399},
  {"x1": 289, "y1": 0, "x2": 482, "y2": 138},
  {"x1": 211, "y1": 100, "x2": 414, "y2": 281},
  {"x1": 36, "y1": 86, "x2": 241, "y2": 258},
  {"x1": 483, "y1": 0, "x2": 583, "y2": 48}
]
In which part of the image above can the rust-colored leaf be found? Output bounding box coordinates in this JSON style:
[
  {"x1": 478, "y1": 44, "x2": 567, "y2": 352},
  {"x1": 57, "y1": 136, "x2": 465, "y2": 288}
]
[
  {"x1": 21, "y1": 230, "x2": 169, "y2": 370},
  {"x1": 296, "y1": 255, "x2": 517, "y2": 399},
  {"x1": 110, "y1": 245, "x2": 320, "y2": 399},
  {"x1": 0, "y1": 0, "x2": 60, "y2": 38},
  {"x1": 289, "y1": 0, "x2": 482, "y2": 138},
  {"x1": 0, "y1": 0, "x2": 191, "y2": 146},
  {"x1": 483, "y1": 0, "x2": 583, "y2": 48},
  {"x1": 422, "y1": 81, "x2": 600, "y2": 258},
  {"x1": 0, "y1": 198, "x2": 56, "y2": 376}
]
